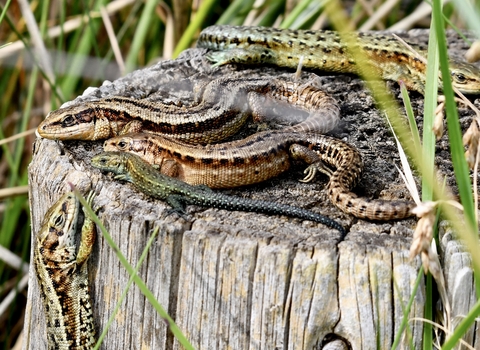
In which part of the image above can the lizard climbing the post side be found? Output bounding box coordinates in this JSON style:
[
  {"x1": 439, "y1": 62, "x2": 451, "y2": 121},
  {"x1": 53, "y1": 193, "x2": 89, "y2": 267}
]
[{"x1": 33, "y1": 191, "x2": 96, "y2": 350}]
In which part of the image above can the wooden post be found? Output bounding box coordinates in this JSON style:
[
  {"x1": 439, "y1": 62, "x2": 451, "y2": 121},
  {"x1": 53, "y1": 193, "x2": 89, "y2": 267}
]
[{"x1": 24, "y1": 31, "x2": 479, "y2": 349}]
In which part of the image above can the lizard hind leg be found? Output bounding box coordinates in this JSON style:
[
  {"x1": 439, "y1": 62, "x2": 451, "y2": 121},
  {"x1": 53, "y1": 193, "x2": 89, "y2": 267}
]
[
  {"x1": 163, "y1": 194, "x2": 189, "y2": 220},
  {"x1": 76, "y1": 191, "x2": 97, "y2": 266},
  {"x1": 289, "y1": 144, "x2": 334, "y2": 182}
]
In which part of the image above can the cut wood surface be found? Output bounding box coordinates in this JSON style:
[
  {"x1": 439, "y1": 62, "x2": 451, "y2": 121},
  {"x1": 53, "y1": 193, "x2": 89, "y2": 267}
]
[{"x1": 24, "y1": 30, "x2": 479, "y2": 349}]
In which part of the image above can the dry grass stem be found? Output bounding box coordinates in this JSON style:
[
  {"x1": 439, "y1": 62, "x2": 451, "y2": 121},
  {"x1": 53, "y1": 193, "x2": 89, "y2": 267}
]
[
  {"x1": 409, "y1": 202, "x2": 436, "y2": 263},
  {"x1": 244, "y1": 0, "x2": 268, "y2": 26},
  {"x1": 409, "y1": 317, "x2": 476, "y2": 350},
  {"x1": 17, "y1": 0, "x2": 54, "y2": 81},
  {"x1": 294, "y1": 56, "x2": 304, "y2": 80},
  {"x1": 0, "y1": 246, "x2": 29, "y2": 273},
  {"x1": 353, "y1": 0, "x2": 381, "y2": 29},
  {"x1": 0, "y1": 274, "x2": 29, "y2": 318},
  {"x1": 433, "y1": 104, "x2": 445, "y2": 139},
  {"x1": 466, "y1": 41, "x2": 480, "y2": 63},
  {"x1": 311, "y1": 12, "x2": 329, "y2": 30},
  {"x1": 0, "y1": 129, "x2": 36, "y2": 146},
  {"x1": 0, "y1": 185, "x2": 29, "y2": 199},
  {"x1": 427, "y1": 242, "x2": 450, "y2": 331},
  {"x1": 358, "y1": 0, "x2": 399, "y2": 31},
  {"x1": 392, "y1": 33, "x2": 427, "y2": 63},
  {"x1": 0, "y1": 0, "x2": 136, "y2": 61},
  {"x1": 156, "y1": 3, "x2": 175, "y2": 60},
  {"x1": 463, "y1": 119, "x2": 480, "y2": 169},
  {"x1": 100, "y1": 6, "x2": 125, "y2": 74},
  {"x1": 387, "y1": 116, "x2": 420, "y2": 203},
  {"x1": 388, "y1": 1, "x2": 437, "y2": 31}
]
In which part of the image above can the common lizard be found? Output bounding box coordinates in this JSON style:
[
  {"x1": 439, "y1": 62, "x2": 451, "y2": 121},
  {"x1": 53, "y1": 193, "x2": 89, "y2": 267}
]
[
  {"x1": 37, "y1": 76, "x2": 339, "y2": 142},
  {"x1": 103, "y1": 131, "x2": 414, "y2": 220},
  {"x1": 90, "y1": 151, "x2": 346, "y2": 235},
  {"x1": 33, "y1": 191, "x2": 96, "y2": 350},
  {"x1": 197, "y1": 25, "x2": 480, "y2": 94}
]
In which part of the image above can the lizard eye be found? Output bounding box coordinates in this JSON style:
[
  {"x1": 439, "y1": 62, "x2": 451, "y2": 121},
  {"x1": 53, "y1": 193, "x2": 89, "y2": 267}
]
[
  {"x1": 452, "y1": 72, "x2": 467, "y2": 84},
  {"x1": 118, "y1": 140, "x2": 127, "y2": 149},
  {"x1": 61, "y1": 115, "x2": 76, "y2": 127}
]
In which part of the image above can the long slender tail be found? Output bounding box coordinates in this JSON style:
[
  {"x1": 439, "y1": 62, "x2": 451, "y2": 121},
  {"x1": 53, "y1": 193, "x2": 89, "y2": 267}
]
[
  {"x1": 189, "y1": 193, "x2": 346, "y2": 237},
  {"x1": 300, "y1": 134, "x2": 416, "y2": 220}
]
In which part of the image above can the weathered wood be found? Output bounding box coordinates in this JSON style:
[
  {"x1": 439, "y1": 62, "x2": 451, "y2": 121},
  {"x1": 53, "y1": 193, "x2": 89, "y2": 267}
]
[
  {"x1": 24, "y1": 30, "x2": 479, "y2": 349},
  {"x1": 440, "y1": 223, "x2": 479, "y2": 348}
]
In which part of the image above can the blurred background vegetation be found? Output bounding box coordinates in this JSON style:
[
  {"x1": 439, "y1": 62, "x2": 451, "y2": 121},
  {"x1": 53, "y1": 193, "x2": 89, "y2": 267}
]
[{"x1": 0, "y1": 0, "x2": 479, "y2": 348}]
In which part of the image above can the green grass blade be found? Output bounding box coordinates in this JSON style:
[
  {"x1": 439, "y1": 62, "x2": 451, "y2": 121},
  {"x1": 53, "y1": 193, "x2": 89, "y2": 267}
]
[
  {"x1": 124, "y1": 0, "x2": 158, "y2": 72},
  {"x1": 399, "y1": 83, "x2": 421, "y2": 153},
  {"x1": 61, "y1": 0, "x2": 108, "y2": 98},
  {"x1": 391, "y1": 266, "x2": 424, "y2": 349},
  {"x1": 423, "y1": 272, "x2": 433, "y2": 349},
  {"x1": 442, "y1": 298, "x2": 480, "y2": 350},
  {"x1": 432, "y1": 0, "x2": 480, "y2": 295},
  {"x1": 421, "y1": 16, "x2": 440, "y2": 202},
  {"x1": 421, "y1": 14, "x2": 441, "y2": 349},
  {"x1": 256, "y1": 0, "x2": 288, "y2": 27},
  {"x1": 93, "y1": 226, "x2": 161, "y2": 349},
  {"x1": 173, "y1": 0, "x2": 218, "y2": 58},
  {"x1": 450, "y1": 0, "x2": 480, "y2": 34},
  {"x1": 0, "y1": 56, "x2": 37, "y2": 256},
  {"x1": 0, "y1": 0, "x2": 12, "y2": 25},
  {"x1": 280, "y1": 0, "x2": 317, "y2": 28},
  {"x1": 216, "y1": 0, "x2": 255, "y2": 25}
]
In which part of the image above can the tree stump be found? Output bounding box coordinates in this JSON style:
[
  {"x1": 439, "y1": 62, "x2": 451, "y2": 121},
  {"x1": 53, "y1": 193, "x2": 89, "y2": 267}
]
[{"x1": 24, "y1": 30, "x2": 479, "y2": 349}]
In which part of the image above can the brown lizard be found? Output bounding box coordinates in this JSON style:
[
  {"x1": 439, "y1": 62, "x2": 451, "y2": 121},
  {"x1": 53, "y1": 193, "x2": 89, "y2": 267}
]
[
  {"x1": 34, "y1": 191, "x2": 96, "y2": 349},
  {"x1": 37, "y1": 76, "x2": 339, "y2": 143},
  {"x1": 103, "y1": 131, "x2": 414, "y2": 220}
]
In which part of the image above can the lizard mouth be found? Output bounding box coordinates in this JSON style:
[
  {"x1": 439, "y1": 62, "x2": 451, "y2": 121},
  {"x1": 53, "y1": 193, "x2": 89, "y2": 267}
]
[
  {"x1": 37, "y1": 120, "x2": 96, "y2": 140},
  {"x1": 456, "y1": 85, "x2": 480, "y2": 94}
]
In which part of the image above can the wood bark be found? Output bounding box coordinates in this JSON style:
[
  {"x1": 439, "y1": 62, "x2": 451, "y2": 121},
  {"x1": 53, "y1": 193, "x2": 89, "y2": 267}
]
[{"x1": 24, "y1": 30, "x2": 479, "y2": 349}]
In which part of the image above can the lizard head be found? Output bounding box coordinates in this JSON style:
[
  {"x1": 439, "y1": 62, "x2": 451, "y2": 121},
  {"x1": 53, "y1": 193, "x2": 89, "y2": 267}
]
[
  {"x1": 91, "y1": 152, "x2": 129, "y2": 176},
  {"x1": 37, "y1": 103, "x2": 111, "y2": 140},
  {"x1": 103, "y1": 135, "x2": 135, "y2": 152},
  {"x1": 36, "y1": 192, "x2": 79, "y2": 262},
  {"x1": 448, "y1": 60, "x2": 480, "y2": 94},
  {"x1": 103, "y1": 133, "x2": 170, "y2": 165}
]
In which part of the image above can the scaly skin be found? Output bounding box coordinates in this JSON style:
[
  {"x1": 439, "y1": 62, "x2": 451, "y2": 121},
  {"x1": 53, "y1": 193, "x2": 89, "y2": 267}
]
[
  {"x1": 33, "y1": 192, "x2": 96, "y2": 350},
  {"x1": 37, "y1": 76, "x2": 339, "y2": 142},
  {"x1": 91, "y1": 151, "x2": 346, "y2": 235},
  {"x1": 197, "y1": 25, "x2": 480, "y2": 94},
  {"x1": 104, "y1": 131, "x2": 415, "y2": 220}
]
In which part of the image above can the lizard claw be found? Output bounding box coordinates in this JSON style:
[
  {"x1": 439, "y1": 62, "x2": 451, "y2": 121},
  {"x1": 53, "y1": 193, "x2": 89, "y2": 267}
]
[
  {"x1": 85, "y1": 191, "x2": 96, "y2": 207},
  {"x1": 300, "y1": 165, "x2": 318, "y2": 183},
  {"x1": 82, "y1": 191, "x2": 99, "y2": 215},
  {"x1": 300, "y1": 162, "x2": 334, "y2": 183}
]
